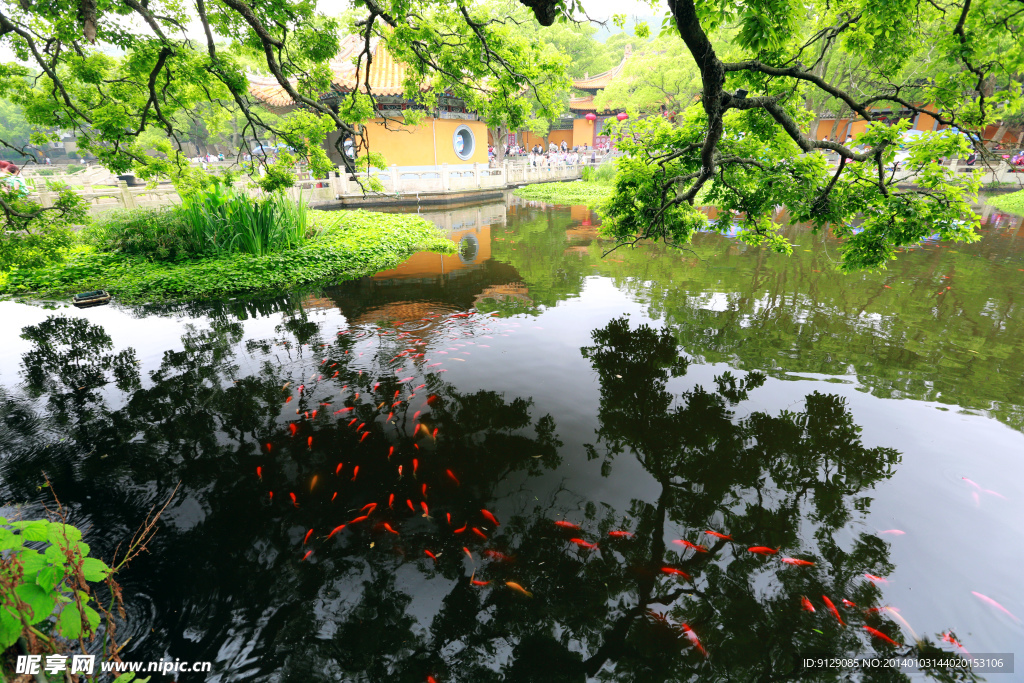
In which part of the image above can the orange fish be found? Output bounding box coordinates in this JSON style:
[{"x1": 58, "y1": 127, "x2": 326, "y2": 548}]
[
  {"x1": 289, "y1": 492, "x2": 298, "y2": 508},
  {"x1": 422, "y1": 483, "x2": 428, "y2": 498},
  {"x1": 446, "y1": 469, "x2": 460, "y2": 486},
  {"x1": 863, "y1": 625, "x2": 899, "y2": 646},
  {"x1": 446, "y1": 513, "x2": 452, "y2": 525},
  {"x1": 865, "y1": 573, "x2": 888, "y2": 584},
  {"x1": 333, "y1": 406, "x2": 351, "y2": 415},
  {"x1": 286, "y1": 396, "x2": 293, "y2": 404},
  {"x1": 483, "y1": 549, "x2": 512, "y2": 561},
  {"x1": 705, "y1": 530, "x2": 732, "y2": 540},
  {"x1": 326, "y1": 524, "x2": 346, "y2": 539},
  {"x1": 841, "y1": 599, "x2": 856, "y2": 608},
  {"x1": 311, "y1": 410, "x2": 318, "y2": 419},
  {"x1": 660, "y1": 567, "x2": 692, "y2": 580},
  {"x1": 412, "y1": 459, "x2": 419, "y2": 476},
  {"x1": 301, "y1": 550, "x2": 312, "y2": 561},
  {"x1": 421, "y1": 501, "x2": 430, "y2": 517},
  {"x1": 570, "y1": 538, "x2": 598, "y2": 550},
  {"x1": 463, "y1": 547, "x2": 474, "y2": 561},
  {"x1": 289, "y1": 423, "x2": 297, "y2": 436},
  {"x1": 310, "y1": 475, "x2": 318, "y2": 491},
  {"x1": 298, "y1": 384, "x2": 303, "y2": 393},
  {"x1": 680, "y1": 624, "x2": 707, "y2": 657},
  {"x1": 349, "y1": 515, "x2": 369, "y2": 524},
  {"x1": 481, "y1": 509, "x2": 500, "y2": 526},
  {"x1": 418, "y1": 423, "x2": 430, "y2": 438},
  {"x1": 387, "y1": 412, "x2": 393, "y2": 421},
  {"x1": 335, "y1": 463, "x2": 344, "y2": 475},
  {"x1": 414, "y1": 410, "x2": 422, "y2": 420},
  {"x1": 357, "y1": 423, "x2": 366, "y2": 432},
  {"x1": 359, "y1": 432, "x2": 370, "y2": 443},
  {"x1": 383, "y1": 522, "x2": 399, "y2": 534},
  {"x1": 406, "y1": 499, "x2": 416, "y2": 512},
  {"x1": 348, "y1": 418, "x2": 358, "y2": 426},
  {"x1": 388, "y1": 446, "x2": 395, "y2": 459},
  {"x1": 268, "y1": 491, "x2": 274, "y2": 502},
  {"x1": 424, "y1": 549, "x2": 437, "y2": 563},
  {"x1": 747, "y1": 546, "x2": 778, "y2": 555},
  {"x1": 351, "y1": 465, "x2": 359, "y2": 481},
  {"x1": 303, "y1": 529, "x2": 313, "y2": 544},
  {"x1": 472, "y1": 527, "x2": 487, "y2": 540},
  {"x1": 398, "y1": 465, "x2": 403, "y2": 479},
  {"x1": 307, "y1": 436, "x2": 313, "y2": 448},
  {"x1": 361, "y1": 502, "x2": 377, "y2": 514},
  {"x1": 427, "y1": 394, "x2": 439, "y2": 405},
  {"x1": 505, "y1": 581, "x2": 533, "y2": 598},
  {"x1": 780, "y1": 557, "x2": 814, "y2": 566},
  {"x1": 266, "y1": 443, "x2": 272, "y2": 451},
  {"x1": 432, "y1": 428, "x2": 438, "y2": 439},
  {"x1": 554, "y1": 520, "x2": 580, "y2": 530},
  {"x1": 822, "y1": 595, "x2": 845, "y2": 626},
  {"x1": 608, "y1": 530, "x2": 634, "y2": 538},
  {"x1": 801, "y1": 596, "x2": 815, "y2": 612},
  {"x1": 257, "y1": 467, "x2": 262, "y2": 480},
  {"x1": 471, "y1": 575, "x2": 490, "y2": 586},
  {"x1": 454, "y1": 524, "x2": 467, "y2": 534},
  {"x1": 331, "y1": 492, "x2": 337, "y2": 502},
  {"x1": 672, "y1": 539, "x2": 708, "y2": 553}
]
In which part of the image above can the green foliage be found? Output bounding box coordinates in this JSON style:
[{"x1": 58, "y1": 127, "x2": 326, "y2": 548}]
[
  {"x1": 987, "y1": 189, "x2": 1024, "y2": 216},
  {"x1": 3, "y1": 210, "x2": 456, "y2": 302},
  {"x1": 513, "y1": 181, "x2": 613, "y2": 206},
  {"x1": 0, "y1": 516, "x2": 109, "y2": 650},
  {"x1": 0, "y1": 181, "x2": 87, "y2": 272},
  {"x1": 580, "y1": 163, "x2": 617, "y2": 184},
  {"x1": 83, "y1": 207, "x2": 189, "y2": 261}
]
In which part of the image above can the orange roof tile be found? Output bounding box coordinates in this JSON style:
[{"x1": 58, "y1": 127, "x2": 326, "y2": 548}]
[
  {"x1": 249, "y1": 35, "x2": 432, "y2": 108},
  {"x1": 572, "y1": 45, "x2": 632, "y2": 92}
]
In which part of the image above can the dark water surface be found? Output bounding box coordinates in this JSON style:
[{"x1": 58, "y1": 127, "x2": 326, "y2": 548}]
[{"x1": 2, "y1": 196, "x2": 1024, "y2": 681}]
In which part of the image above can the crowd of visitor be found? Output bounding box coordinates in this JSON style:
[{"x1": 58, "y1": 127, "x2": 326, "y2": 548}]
[{"x1": 487, "y1": 140, "x2": 613, "y2": 167}]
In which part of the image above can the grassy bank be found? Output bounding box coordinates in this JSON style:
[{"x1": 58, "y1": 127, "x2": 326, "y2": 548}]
[
  {"x1": 513, "y1": 181, "x2": 612, "y2": 207},
  {"x1": 988, "y1": 189, "x2": 1024, "y2": 215},
  {"x1": 2, "y1": 209, "x2": 454, "y2": 302}
]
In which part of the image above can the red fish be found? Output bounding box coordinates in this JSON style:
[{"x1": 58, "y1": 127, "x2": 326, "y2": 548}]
[
  {"x1": 863, "y1": 625, "x2": 899, "y2": 646},
  {"x1": 879, "y1": 529, "x2": 905, "y2": 535},
  {"x1": 680, "y1": 624, "x2": 707, "y2": 657},
  {"x1": 454, "y1": 524, "x2": 467, "y2": 534},
  {"x1": 483, "y1": 550, "x2": 512, "y2": 561},
  {"x1": 331, "y1": 492, "x2": 337, "y2": 502},
  {"x1": 289, "y1": 492, "x2": 298, "y2": 508},
  {"x1": 361, "y1": 502, "x2": 377, "y2": 514},
  {"x1": 747, "y1": 546, "x2": 777, "y2": 555},
  {"x1": 446, "y1": 469, "x2": 460, "y2": 486},
  {"x1": 427, "y1": 394, "x2": 439, "y2": 404},
  {"x1": 424, "y1": 549, "x2": 437, "y2": 563},
  {"x1": 801, "y1": 596, "x2": 815, "y2": 612},
  {"x1": 398, "y1": 465, "x2": 403, "y2": 479},
  {"x1": 389, "y1": 494, "x2": 395, "y2": 508},
  {"x1": 554, "y1": 520, "x2": 580, "y2": 530},
  {"x1": 416, "y1": 384, "x2": 426, "y2": 390},
  {"x1": 413, "y1": 459, "x2": 419, "y2": 476},
  {"x1": 432, "y1": 428, "x2": 438, "y2": 439},
  {"x1": 941, "y1": 631, "x2": 969, "y2": 654},
  {"x1": 301, "y1": 550, "x2": 312, "y2": 561},
  {"x1": 383, "y1": 522, "x2": 399, "y2": 535},
  {"x1": 286, "y1": 396, "x2": 293, "y2": 404},
  {"x1": 373, "y1": 383, "x2": 380, "y2": 391},
  {"x1": 780, "y1": 557, "x2": 815, "y2": 566},
  {"x1": 660, "y1": 567, "x2": 692, "y2": 580},
  {"x1": 472, "y1": 527, "x2": 487, "y2": 540},
  {"x1": 471, "y1": 576, "x2": 490, "y2": 586},
  {"x1": 349, "y1": 515, "x2": 369, "y2": 525},
  {"x1": 414, "y1": 410, "x2": 422, "y2": 420},
  {"x1": 310, "y1": 475, "x2": 318, "y2": 491},
  {"x1": 841, "y1": 599, "x2": 857, "y2": 608},
  {"x1": 348, "y1": 418, "x2": 357, "y2": 427},
  {"x1": 422, "y1": 483, "x2": 428, "y2": 498},
  {"x1": 298, "y1": 385, "x2": 304, "y2": 393},
  {"x1": 356, "y1": 423, "x2": 366, "y2": 432},
  {"x1": 359, "y1": 432, "x2": 370, "y2": 443},
  {"x1": 351, "y1": 465, "x2": 360, "y2": 481},
  {"x1": 387, "y1": 412, "x2": 394, "y2": 421},
  {"x1": 268, "y1": 491, "x2": 274, "y2": 502},
  {"x1": 705, "y1": 530, "x2": 732, "y2": 540},
  {"x1": 303, "y1": 529, "x2": 313, "y2": 544},
  {"x1": 446, "y1": 513, "x2": 452, "y2": 525},
  {"x1": 672, "y1": 539, "x2": 708, "y2": 553},
  {"x1": 256, "y1": 467, "x2": 262, "y2": 480},
  {"x1": 463, "y1": 547, "x2": 473, "y2": 561},
  {"x1": 421, "y1": 501, "x2": 430, "y2": 517},
  {"x1": 865, "y1": 573, "x2": 888, "y2": 584},
  {"x1": 570, "y1": 538, "x2": 598, "y2": 550},
  {"x1": 307, "y1": 436, "x2": 313, "y2": 448},
  {"x1": 971, "y1": 591, "x2": 1020, "y2": 622},
  {"x1": 334, "y1": 407, "x2": 353, "y2": 414},
  {"x1": 608, "y1": 530, "x2": 634, "y2": 538},
  {"x1": 822, "y1": 595, "x2": 845, "y2": 626},
  {"x1": 388, "y1": 446, "x2": 395, "y2": 459},
  {"x1": 481, "y1": 509, "x2": 500, "y2": 526},
  {"x1": 266, "y1": 443, "x2": 272, "y2": 451},
  {"x1": 335, "y1": 463, "x2": 344, "y2": 475},
  {"x1": 326, "y1": 524, "x2": 346, "y2": 539},
  {"x1": 289, "y1": 423, "x2": 297, "y2": 436},
  {"x1": 311, "y1": 410, "x2": 318, "y2": 419}
]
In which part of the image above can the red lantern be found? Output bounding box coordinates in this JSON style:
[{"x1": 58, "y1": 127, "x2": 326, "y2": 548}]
[
  {"x1": 616, "y1": 112, "x2": 629, "y2": 121},
  {"x1": 585, "y1": 113, "x2": 597, "y2": 122}
]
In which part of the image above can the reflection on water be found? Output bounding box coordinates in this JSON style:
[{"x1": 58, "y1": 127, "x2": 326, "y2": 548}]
[{"x1": 1, "y1": 195, "x2": 1023, "y2": 681}]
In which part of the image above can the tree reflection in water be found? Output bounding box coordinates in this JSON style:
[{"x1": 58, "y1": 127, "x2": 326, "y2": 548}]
[{"x1": 2, "y1": 313, "x2": 978, "y2": 682}]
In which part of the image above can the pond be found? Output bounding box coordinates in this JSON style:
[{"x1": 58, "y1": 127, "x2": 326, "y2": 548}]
[{"x1": 2, "y1": 195, "x2": 1023, "y2": 681}]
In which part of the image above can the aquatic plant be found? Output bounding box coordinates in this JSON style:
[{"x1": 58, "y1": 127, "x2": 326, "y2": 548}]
[
  {"x1": 513, "y1": 181, "x2": 612, "y2": 207},
  {"x1": 987, "y1": 189, "x2": 1024, "y2": 216}
]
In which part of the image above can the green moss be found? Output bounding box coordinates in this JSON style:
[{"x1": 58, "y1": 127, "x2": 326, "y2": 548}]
[
  {"x1": 3, "y1": 209, "x2": 455, "y2": 302},
  {"x1": 987, "y1": 189, "x2": 1024, "y2": 215},
  {"x1": 513, "y1": 181, "x2": 613, "y2": 207}
]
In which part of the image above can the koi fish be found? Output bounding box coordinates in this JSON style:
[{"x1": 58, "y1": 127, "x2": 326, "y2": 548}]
[
  {"x1": 748, "y1": 546, "x2": 778, "y2": 555},
  {"x1": 326, "y1": 524, "x2": 346, "y2": 539},
  {"x1": 348, "y1": 418, "x2": 358, "y2": 427},
  {"x1": 962, "y1": 477, "x2": 981, "y2": 489},
  {"x1": 360, "y1": 432, "x2": 370, "y2": 443},
  {"x1": 941, "y1": 631, "x2": 970, "y2": 655},
  {"x1": 388, "y1": 446, "x2": 395, "y2": 459},
  {"x1": 801, "y1": 596, "x2": 816, "y2": 612},
  {"x1": 282, "y1": 382, "x2": 291, "y2": 390},
  {"x1": 680, "y1": 624, "x2": 707, "y2": 657},
  {"x1": 481, "y1": 509, "x2": 500, "y2": 526},
  {"x1": 454, "y1": 524, "x2": 467, "y2": 534},
  {"x1": 421, "y1": 501, "x2": 430, "y2": 517},
  {"x1": 289, "y1": 423, "x2": 297, "y2": 436},
  {"x1": 289, "y1": 492, "x2": 298, "y2": 508},
  {"x1": 570, "y1": 538, "x2": 598, "y2": 550},
  {"x1": 413, "y1": 459, "x2": 419, "y2": 476},
  {"x1": 417, "y1": 423, "x2": 430, "y2": 438},
  {"x1": 427, "y1": 363, "x2": 442, "y2": 368},
  {"x1": 841, "y1": 599, "x2": 856, "y2": 608},
  {"x1": 398, "y1": 377, "x2": 414, "y2": 383},
  {"x1": 387, "y1": 412, "x2": 394, "y2": 421},
  {"x1": 303, "y1": 529, "x2": 313, "y2": 544},
  {"x1": 608, "y1": 530, "x2": 634, "y2": 538},
  {"x1": 361, "y1": 502, "x2": 377, "y2": 514},
  {"x1": 348, "y1": 515, "x2": 369, "y2": 525},
  {"x1": 357, "y1": 423, "x2": 366, "y2": 432},
  {"x1": 311, "y1": 410, "x2": 318, "y2": 419},
  {"x1": 554, "y1": 520, "x2": 581, "y2": 530},
  {"x1": 424, "y1": 549, "x2": 437, "y2": 563},
  {"x1": 865, "y1": 574, "x2": 888, "y2": 584},
  {"x1": 971, "y1": 591, "x2": 1020, "y2": 622},
  {"x1": 286, "y1": 396, "x2": 293, "y2": 404},
  {"x1": 257, "y1": 467, "x2": 262, "y2": 480},
  {"x1": 301, "y1": 551, "x2": 312, "y2": 561},
  {"x1": 432, "y1": 428, "x2": 438, "y2": 439},
  {"x1": 334, "y1": 407, "x2": 353, "y2": 414},
  {"x1": 780, "y1": 557, "x2": 814, "y2": 566},
  {"x1": 506, "y1": 581, "x2": 533, "y2": 598},
  {"x1": 672, "y1": 539, "x2": 708, "y2": 553},
  {"x1": 398, "y1": 465, "x2": 403, "y2": 479},
  {"x1": 705, "y1": 530, "x2": 732, "y2": 540},
  {"x1": 331, "y1": 492, "x2": 337, "y2": 502},
  {"x1": 351, "y1": 465, "x2": 360, "y2": 481},
  {"x1": 470, "y1": 575, "x2": 490, "y2": 586},
  {"x1": 984, "y1": 489, "x2": 1007, "y2": 499},
  {"x1": 472, "y1": 527, "x2": 487, "y2": 540},
  {"x1": 336, "y1": 463, "x2": 344, "y2": 475},
  {"x1": 822, "y1": 596, "x2": 845, "y2": 626},
  {"x1": 660, "y1": 567, "x2": 692, "y2": 581},
  {"x1": 463, "y1": 547, "x2": 474, "y2": 561},
  {"x1": 383, "y1": 522, "x2": 399, "y2": 535},
  {"x1": 416, "y1": 384, "x2": 427, "y2": 390},
  {"x1": 268, "y1": 491, "x2": 274, "y2": 502},
  {"x1": 266, "y1": 443, "x2": 272, "y2": 451},
  {"x1": 310, "y1": 475, "x2": 318, "y2": 491},
  {"x1": 446, "y1": 469, "x2": 460, "y2": 486},
  {"x1": 863, "y1": 625, "x2": 899, "y2": 646},
  {"x1": 298, "y1": 385, "x2": 304, "y2": 393},
  {"x1": 427, "y1": 394, "x2": 439, "y2": 404},
  {"x1": 483, "y1": 550, "x2": 512, "y2": 561},
  {"x1": 373, "y1": 383, "x2": 380, "y2": 391}
]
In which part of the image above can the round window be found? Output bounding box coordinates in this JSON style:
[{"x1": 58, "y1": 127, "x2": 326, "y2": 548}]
[
  {"x1": 457, "y1": 234, "x2": 479, "y2": 264},
  {"x1": 452, "y1": 125, "x2": 475, "y2": 161}
]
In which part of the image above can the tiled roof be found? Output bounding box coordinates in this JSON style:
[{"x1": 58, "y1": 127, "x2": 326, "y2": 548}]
[
  {"x1": 249, "y1": 35, "x2": 432, "y2": 108},
  {"x1": 572, "y1": 45, "x2": 632, "y2": 92}
]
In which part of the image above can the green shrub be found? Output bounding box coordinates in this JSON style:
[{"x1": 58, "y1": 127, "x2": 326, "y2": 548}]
[
  {"x1": 513, "y1": 181, "x2": 613, "y2": 207},
  {"x1": 987, "y1": 189, "x2": 1024, "y2": 215},
  {"x1": 83, "y1": 207, "x2": 189, "y2": 261},
  {"x1": 581, "y1": 163, "x2": 617, "y2": 185}
]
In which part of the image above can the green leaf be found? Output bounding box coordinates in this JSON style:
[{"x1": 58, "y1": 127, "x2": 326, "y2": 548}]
[
  {"x1": 82, "y1": 557, "x2": 111, "y2": 582},
  {"x1": 0, "y1": 527, "x2": 22, "y2": 551},
  {"x1": 0, "y1": 607, "x2": 22, "y2": 650},
  {"x1": 14, "y1": 583, "x2": 56, "y2": 624},
  {"x1": 47, "y1": 522, "x2": 83, "y2": 545},
  {"x1": 57, "y1": 603, "x2": 84, "y2": 639},
  {"x1": 16, "y1": 520, "x2": 49, "y2": 542},
  {"x1": 36, "y1": 564, "x2": 65, "y2": 592}
]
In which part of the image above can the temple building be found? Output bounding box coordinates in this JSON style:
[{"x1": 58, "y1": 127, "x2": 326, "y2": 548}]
[
  {"x1": 248, "y1": 35, "x2": 488, "y2": 169},
  {"x1": 563, "y1": 45, "x2": 633, "y2": 150}
]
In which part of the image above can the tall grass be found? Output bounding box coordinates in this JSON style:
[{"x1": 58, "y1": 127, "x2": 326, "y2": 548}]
[
  {"x1": 177, "y1": 183, "x2": 311, "y2": 257},
  {"x1": 581, "y1": 163, "x2": 617, "y2": 184}
]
